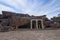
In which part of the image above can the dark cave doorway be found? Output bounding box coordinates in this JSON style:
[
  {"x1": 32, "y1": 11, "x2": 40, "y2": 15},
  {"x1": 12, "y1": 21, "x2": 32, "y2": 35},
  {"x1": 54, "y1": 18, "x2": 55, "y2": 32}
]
[
  {"x1": 18, "y1": 23, "x2": 30, "y2": 29},
  {"x1": 32, "y1": 21, "x2": 36, "y2": 29}
]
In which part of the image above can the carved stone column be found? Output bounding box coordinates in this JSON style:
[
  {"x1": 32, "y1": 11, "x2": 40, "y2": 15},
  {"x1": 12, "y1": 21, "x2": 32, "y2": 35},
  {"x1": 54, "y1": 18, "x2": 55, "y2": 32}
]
[
  {"x1": 36, "y1": 20, "x2": 38, "y2": 29},
  {"x1": 41, "y1": 20, "x2": 44, "y2": 29},
  {"x1": 30, "y1": 20, "x2": 32, "y2": 29}
]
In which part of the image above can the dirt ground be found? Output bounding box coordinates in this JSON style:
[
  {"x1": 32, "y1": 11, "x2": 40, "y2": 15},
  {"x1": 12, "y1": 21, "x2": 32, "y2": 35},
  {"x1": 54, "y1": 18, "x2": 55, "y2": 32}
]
[{"x1": 0, "y1": 29, "x2": 60, "y2": 40}]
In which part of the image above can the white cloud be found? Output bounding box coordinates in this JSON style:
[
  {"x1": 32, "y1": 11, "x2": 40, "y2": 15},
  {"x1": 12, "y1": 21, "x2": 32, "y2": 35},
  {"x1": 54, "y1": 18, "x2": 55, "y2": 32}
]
[
  {"x1": 0, "y1": 0, "x2": 60, "y2": 18},
  {"x1": 0, "y1": 4, "x2": 16, "y2": 14},
  {"x1": 44, "y1": 7, "x2": 60, "y2": 14}
]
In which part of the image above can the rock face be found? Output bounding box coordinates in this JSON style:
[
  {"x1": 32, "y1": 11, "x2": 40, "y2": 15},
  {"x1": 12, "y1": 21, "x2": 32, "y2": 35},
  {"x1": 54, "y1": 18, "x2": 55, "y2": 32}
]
[
  {"x1": 0, "y1": 11, "x2": 60, "y2": 32},
  {"x1": 1, "y1": 11, "x2": 31, "y2": 31}
]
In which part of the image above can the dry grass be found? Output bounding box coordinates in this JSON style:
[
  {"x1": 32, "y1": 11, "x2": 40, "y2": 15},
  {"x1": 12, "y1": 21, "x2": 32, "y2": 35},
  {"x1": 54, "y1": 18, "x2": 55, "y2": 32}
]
[{"x1": 0, "y1": 29, "x2": 60, "y2": 40}]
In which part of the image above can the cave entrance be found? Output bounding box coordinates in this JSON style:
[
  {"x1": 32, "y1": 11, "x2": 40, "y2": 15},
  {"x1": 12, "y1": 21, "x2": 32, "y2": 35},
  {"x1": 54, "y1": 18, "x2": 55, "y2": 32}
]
[
  {"x1": 32, "y1": 21, "x2": 36, "y2": 29},
  {"x1": 18, "y1": 23, "x2": 30, "y2": 29}
]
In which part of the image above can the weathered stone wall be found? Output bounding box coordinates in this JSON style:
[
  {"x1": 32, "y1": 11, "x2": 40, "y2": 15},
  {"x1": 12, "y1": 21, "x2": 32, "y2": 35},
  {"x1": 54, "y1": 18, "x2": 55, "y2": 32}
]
[{"x1": 0, "y1": 11, "x2": 60, "y2": 31}]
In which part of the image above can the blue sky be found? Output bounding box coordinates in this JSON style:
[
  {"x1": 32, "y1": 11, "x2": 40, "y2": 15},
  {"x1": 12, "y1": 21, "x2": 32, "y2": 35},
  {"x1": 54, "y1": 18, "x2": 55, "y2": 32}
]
[{"x1": 0, "y1": 0, "x2": 60, "y2": 18}]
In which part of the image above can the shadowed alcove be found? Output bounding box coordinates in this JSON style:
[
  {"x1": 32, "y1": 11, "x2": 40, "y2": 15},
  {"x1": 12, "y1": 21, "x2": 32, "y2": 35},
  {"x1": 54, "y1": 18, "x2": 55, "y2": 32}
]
[{"x1": 18, "y1": 23, "x2": 30, "y2": 29}]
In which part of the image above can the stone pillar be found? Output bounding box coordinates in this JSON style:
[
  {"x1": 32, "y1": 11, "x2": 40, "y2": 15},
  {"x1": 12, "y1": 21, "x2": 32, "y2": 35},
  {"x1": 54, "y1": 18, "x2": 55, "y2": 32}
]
[
  {"x1": 36, "y1": 20, "x2": 38, "y2": 29},
  {"x1": 31, "y1": 20, "x2": 32, "y2": 29},
  {"x1": 41, "y1": 20, "x2": 44, "y2": 29}
]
